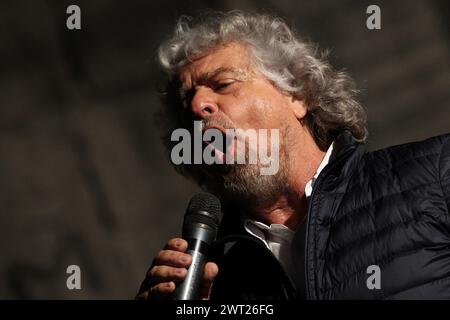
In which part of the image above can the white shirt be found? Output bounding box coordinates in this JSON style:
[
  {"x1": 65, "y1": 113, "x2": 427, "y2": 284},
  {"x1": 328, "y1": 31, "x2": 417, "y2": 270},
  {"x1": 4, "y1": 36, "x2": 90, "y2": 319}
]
[{"x1": 244, "y1": 143, "x2": 334, "y2": 283}]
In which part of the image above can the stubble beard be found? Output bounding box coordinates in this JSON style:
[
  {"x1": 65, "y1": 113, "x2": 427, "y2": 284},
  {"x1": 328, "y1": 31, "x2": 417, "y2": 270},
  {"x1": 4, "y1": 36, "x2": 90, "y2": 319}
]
[{"x1": 201, "y1": 123, "x2": 291, "y2": 211}]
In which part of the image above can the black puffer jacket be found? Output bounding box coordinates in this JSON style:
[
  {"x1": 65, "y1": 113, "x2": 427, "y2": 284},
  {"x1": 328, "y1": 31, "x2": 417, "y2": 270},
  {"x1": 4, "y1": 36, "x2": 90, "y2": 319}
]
[{"x1": 209, "y1": 130, "x2": 450, "y2": 300}]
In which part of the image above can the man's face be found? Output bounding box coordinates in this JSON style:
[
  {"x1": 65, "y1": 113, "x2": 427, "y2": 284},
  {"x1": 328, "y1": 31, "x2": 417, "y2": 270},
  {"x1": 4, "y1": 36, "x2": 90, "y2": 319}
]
[{"x1": 178, "y1": 42, "x2": 306, "y2": 207}]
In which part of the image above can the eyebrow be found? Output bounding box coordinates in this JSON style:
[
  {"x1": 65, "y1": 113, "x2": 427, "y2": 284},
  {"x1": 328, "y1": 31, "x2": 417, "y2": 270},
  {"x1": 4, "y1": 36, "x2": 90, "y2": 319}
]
[
  {"x1": 197, "y1": 67, "x2": 246, "y2": 84},
  {"x1": 179, "y1": 67, "x2": 247, "y2": 99}
]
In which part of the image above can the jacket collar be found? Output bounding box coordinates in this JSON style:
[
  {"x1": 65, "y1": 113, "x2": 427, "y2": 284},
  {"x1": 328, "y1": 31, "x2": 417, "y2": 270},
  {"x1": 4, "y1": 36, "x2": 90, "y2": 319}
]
[{"x1": 329, "y1": 129, "x2": 362, "y2": 164}]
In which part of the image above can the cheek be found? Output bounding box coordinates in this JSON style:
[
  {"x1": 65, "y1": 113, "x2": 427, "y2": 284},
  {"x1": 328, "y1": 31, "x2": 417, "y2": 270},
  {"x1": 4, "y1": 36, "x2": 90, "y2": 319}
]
[
  {"x1": 247, "y1": 94, "x2": 290, "y2": 130},
  {"x1": 222, "y1": 86, "x2": 290, "y2": 130}
]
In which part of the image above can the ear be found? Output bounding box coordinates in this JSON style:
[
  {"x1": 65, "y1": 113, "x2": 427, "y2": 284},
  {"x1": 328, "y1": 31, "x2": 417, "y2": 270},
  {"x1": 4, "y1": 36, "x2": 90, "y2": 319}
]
[{"x1": 286, "y1": 97, "x2": 308, "y2": 121}]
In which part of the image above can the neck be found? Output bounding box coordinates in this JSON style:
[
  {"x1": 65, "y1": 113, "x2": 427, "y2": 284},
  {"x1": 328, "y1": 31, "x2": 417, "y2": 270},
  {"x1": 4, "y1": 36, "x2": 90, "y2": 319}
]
[
  {"x1": 251, "y1": 192, "x2": 307, "y2": 230},
  {"x1": 247, "y1": 126, "x2": 326, "y2": 230}
]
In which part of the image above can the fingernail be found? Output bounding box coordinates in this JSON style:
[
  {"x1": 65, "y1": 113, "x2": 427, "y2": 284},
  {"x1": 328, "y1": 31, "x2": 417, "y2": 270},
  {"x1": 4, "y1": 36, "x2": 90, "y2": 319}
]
[
  {"x1": 179, "y1": 255, "x2": 189, "y2": 263},
  {"x1": 175, "y1": 240, "x2": 181, "y2": 248}
]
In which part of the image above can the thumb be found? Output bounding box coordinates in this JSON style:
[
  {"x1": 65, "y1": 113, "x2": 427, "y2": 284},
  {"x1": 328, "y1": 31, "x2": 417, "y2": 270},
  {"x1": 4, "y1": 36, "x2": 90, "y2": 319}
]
[{"x1": 199, "y1": 262, "x2": 219, "y2": 300}]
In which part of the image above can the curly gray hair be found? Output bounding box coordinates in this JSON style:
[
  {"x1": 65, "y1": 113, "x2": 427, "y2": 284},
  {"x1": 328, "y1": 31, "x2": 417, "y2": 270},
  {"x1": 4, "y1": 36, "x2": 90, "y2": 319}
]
[{"x1": 157, "y1": 10, "x2": 367, "y2": 151}]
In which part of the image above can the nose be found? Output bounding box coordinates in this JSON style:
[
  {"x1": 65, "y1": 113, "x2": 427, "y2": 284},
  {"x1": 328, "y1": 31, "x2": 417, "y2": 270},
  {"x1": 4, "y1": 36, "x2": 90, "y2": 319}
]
[{"x1": 190, "y1": 86, "x2": 219, "y2": 119}]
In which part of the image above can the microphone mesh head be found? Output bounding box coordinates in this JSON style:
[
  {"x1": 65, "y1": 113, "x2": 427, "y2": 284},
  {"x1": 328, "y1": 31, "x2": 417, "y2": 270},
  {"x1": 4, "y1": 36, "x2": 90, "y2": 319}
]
[{"x1": 185, "y1": 193, "x2": 222, "y2": 228}]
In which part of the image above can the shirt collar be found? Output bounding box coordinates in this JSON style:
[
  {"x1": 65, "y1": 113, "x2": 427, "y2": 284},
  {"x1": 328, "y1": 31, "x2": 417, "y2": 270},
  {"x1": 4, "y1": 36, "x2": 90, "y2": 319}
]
[
  {"x1": 244, "y1": 142, "x2": 334, "y2": 234},
  {"x1": 304, "y1": 142, "x2": 334, "y2": 198}
]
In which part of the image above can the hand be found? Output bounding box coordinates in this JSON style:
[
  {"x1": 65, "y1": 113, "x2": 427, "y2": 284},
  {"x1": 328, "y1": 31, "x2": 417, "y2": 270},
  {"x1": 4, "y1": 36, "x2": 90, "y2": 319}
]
[{"x1": 136, "y1": 237, "x2": 219, "y2": 300}]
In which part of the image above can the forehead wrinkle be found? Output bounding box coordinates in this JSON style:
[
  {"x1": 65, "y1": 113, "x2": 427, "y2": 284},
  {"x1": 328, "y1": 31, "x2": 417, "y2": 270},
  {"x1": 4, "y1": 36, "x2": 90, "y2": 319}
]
[{"x1": 179, "y1": 43, "x2": 257, "y2": 89}]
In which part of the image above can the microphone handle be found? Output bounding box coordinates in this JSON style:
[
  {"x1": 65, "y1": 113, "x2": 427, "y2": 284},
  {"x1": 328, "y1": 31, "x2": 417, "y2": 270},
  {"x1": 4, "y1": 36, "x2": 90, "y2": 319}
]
[{"x1": 172, "y1": 238, "x2": 208, "y2": 300}]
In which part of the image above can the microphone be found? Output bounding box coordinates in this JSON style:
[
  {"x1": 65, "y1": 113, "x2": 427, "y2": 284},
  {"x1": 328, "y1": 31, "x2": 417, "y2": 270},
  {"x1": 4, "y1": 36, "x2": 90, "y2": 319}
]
[{"x1": 173, "y1": 192, "x2": 222, "y2": 300}]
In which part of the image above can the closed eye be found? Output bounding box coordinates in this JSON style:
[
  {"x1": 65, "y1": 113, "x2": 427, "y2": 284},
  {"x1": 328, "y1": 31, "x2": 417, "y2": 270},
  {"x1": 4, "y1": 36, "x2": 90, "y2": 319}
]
[{"x1": 214, "y1": 81, "x2": 236, "y2": 93}]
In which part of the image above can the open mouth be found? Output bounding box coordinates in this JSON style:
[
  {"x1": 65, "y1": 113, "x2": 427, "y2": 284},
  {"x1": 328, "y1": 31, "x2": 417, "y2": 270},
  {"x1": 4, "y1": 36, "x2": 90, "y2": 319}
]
[{"x1": 202, "y1": 125, "x2": 235, "y2": 163}]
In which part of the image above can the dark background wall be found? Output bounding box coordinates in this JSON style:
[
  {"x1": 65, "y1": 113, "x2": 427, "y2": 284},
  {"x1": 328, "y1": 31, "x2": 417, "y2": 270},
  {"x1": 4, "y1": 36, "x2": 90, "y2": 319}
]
[{"x1": 0, "y1": 0, "x2": 448, "y2": 299}]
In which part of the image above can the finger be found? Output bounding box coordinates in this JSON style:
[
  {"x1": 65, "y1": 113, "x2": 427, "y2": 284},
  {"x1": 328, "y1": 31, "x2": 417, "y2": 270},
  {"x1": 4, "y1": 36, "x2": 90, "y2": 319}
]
[
  {"x1": 199, "y1": 282, "x2": 213, "y2": 301},
  {"x1": 199, "y1": 262, "x2": 219, "y2": 300},
  {"x1": 154, "y1": 250, "x2": 192, "y2": 268},
  {"x1": 135, "y1": 289, "x2": 149, "y2": 300},
  {"x1": 135, "y1": 291, "x2": 148, "y2": 300},
  {"x1": 136, "y1": 275, "x2": 153, "y2": 297},
  {"x1": 148, "y1": 281, "x2": 176, "y2": 300},
  {"x1": 203, "y1": 262, "x2": 219, "y2": 282},
  {"x1": 164, "y1": 238, "x2": 188, "y2": 252},
  {"x1": 148, "y1": 265, "x2": 188, "y2": 284}
]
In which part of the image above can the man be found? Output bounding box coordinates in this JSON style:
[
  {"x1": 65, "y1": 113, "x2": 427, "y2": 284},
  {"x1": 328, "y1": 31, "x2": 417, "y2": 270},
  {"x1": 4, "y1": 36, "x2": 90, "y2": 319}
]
[{"x1": 137, "y1": 11, "x2": 450, "y2": 300}]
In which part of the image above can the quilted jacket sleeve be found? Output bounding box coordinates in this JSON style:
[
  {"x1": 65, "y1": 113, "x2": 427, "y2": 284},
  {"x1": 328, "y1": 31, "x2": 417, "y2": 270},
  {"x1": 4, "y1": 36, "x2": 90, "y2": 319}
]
[{"x1": 440, "y1": 134, "x2": 450, "y2": 214}]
